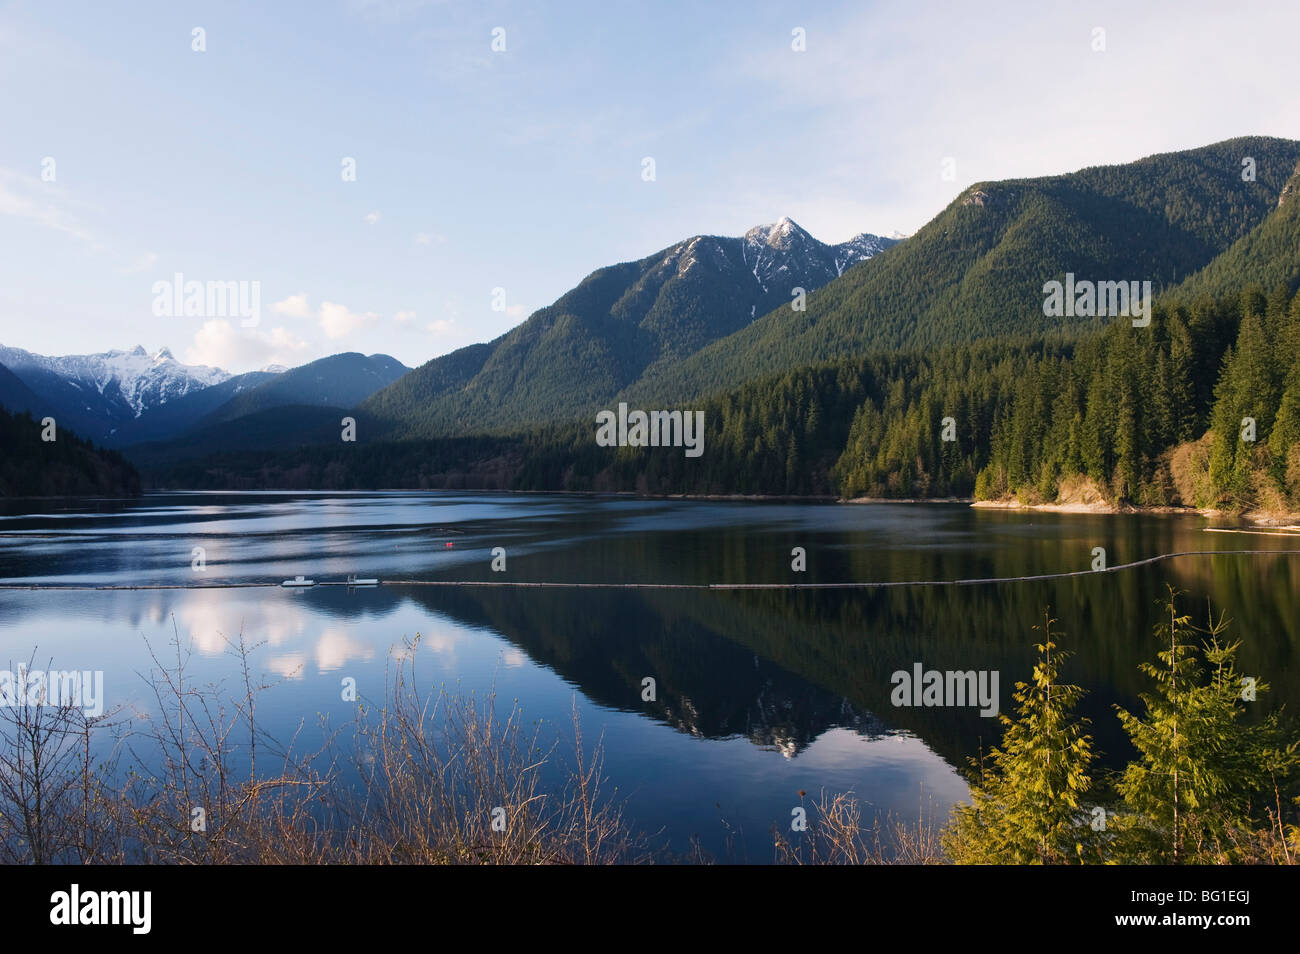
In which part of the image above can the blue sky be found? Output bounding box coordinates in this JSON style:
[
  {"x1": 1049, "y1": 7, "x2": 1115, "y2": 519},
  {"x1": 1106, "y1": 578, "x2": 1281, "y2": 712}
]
[{"x1": 2, "y1": 0, "x2": 1298, "y2": 373}]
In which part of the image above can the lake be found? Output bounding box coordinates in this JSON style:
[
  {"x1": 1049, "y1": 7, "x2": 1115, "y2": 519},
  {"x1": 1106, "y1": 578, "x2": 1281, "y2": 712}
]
[{"x1": 1, "y1": 491, "x2": 1297, "y2": 860}]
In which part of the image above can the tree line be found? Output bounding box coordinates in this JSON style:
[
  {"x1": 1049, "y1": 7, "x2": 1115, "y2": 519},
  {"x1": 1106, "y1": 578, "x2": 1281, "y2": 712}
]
[
  {"x1": 0, "y1": 406, "x2": 141, "y2": 497},
  {"x1": 143, "y1": 284, "x2": 1300, "y2": 515}
]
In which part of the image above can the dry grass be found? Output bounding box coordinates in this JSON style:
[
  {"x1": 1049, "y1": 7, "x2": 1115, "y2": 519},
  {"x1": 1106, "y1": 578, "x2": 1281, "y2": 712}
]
[
  {"x1": 771, "y1": 790, "x2": 948, "y2": 865},
  {"x1": 2, "y1": 631, "x2": 954, "y2": 866},
  {"x1": 0, "y1": 629, "x2": 647, "y2": 865},
  {"x1": 333, "y1": 633, "x2": 645, "y2": 864}
]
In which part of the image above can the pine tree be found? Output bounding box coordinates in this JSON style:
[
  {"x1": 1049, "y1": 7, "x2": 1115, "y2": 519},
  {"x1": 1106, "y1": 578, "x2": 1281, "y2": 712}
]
[
  {"x1": 1080, "y1": 372, "x2": 1109, "y2": 484},
  {"x1": 1115, "y1": 588, "x2": 1297, "y2": 862},
  {"x1": 1167, "y1": 312, "x2": 1198, "y2": 442},
  {"x1": 1208, "y1": 345, "x2": 1247, "y2": 505},
  {"x1": 943, "y1": 612, "x2": 1096, "y2": 864}
]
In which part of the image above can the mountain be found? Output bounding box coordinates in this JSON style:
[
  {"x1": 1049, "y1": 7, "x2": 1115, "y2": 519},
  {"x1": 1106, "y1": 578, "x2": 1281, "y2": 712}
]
[
  {"x1": 117, "y1": 353, "x2": 408, "y2": 463},
  {"x1": 133, "y1": 136, "x2": 1300, "y2": 503},
  {"x1": 0, "y1": 344, "x2": 231, "y2": 444},
  {"x1": 0, "y1": 363, "x2": 48, "y2": 419},
  {"x1": 619, "y1": 135, "x2": 1300, "y2": 407},
  {"x1": 189, "y1": 352, "x2": 408, "y2": 428},
  {"x1": 1168, "y1": 156, "x2": 1300, "y2": 302},
  {"x1": 362, "y1": 218, "x2": 898, "y2": 437},
  {"x1": 109, "y1": 369, "x2": 280, "y2": 446},
  {"x1": 0, "y1": 345, "x2": 407, "y2": 451},
  {"x1": 125, "y1": 405, "x2": 358, "y2": 472}
]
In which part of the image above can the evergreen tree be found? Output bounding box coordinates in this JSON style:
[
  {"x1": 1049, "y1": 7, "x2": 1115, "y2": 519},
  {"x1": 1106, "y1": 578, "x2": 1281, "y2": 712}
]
[
  {"x1": 943, "y1": 613, "x2": 1096, "y2": 864},
  {"x1": 1115, "y1": 588, "x2": 1298, "y2": 862}
]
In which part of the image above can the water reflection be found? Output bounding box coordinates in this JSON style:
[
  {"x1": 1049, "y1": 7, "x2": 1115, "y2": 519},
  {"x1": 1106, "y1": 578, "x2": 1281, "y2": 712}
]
[{"x1": 1, "y1": 492, "x2": 1296, "y2": 855}]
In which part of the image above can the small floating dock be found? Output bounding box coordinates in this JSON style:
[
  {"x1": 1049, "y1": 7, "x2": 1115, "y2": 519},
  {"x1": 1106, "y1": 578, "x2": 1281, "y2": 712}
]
[{"x1": 281, "y1": 575, "x2": 316, "y2": 588}]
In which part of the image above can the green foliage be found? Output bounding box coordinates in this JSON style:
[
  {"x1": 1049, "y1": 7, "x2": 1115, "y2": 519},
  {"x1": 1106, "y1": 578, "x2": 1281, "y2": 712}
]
[
  {"x1": 356, "y1": 138, "x2": 1300, "y2": 442},
  {"x1": 629, "y1": 136, "x2": 1300, "y2": 408},
  {"x1": 943, "y1": 614, "x2": 1097, "y2": 864},
  {"x1": 362, "y1": 228, "x2": 897, "y2": 440},
  {"x1": 136, "y1": 143, "x2": 1300, "y2": 511},
  {"x1": 144, "y1": 284, "x2": 1300, "y2": 510},
  {"x1": 942, "y1": 594, "x2": 1299, "y2": 865},
  {"x1": 1114, "y1": 588, "x2": 1300, "y2": 863},
  {"x1": 1169, "y1": 158, "x2": 1300, "y2": 303}
]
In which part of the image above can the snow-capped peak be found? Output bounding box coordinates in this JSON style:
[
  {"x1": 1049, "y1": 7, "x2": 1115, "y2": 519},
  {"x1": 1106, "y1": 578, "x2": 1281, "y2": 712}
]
[
  {"x1": 735, "y1": 217, "x2": 900, "y2": 288},
  {"x1": 745, "y1": 216, "x2": 813, "y2": 251},
  {"x1": 0, "y1": 343, "x2": 231, "y2": 418}
]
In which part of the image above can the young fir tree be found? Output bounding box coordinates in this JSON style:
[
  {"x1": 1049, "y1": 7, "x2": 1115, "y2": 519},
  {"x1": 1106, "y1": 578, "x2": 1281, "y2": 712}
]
[
  {"x1": 1270, "y1": 369, "x2": 1300, "y2": 494},
  {"x1": 1115, "y1": 588, "x2": 1298, "y2": 863},
  {"x1": 943, "y1": 612, "x2": 1097, "y2": 864}
]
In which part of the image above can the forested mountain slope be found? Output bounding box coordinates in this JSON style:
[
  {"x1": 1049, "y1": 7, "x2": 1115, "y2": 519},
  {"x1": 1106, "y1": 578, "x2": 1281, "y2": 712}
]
[{"x1": 623, "y1": 136, "x2": 1300, "y2": 407}]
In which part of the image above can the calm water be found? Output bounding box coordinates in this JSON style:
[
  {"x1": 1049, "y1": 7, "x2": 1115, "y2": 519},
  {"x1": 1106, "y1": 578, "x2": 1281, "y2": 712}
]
[{"x1": 1, "y1": 492, "x2": 1297, "y2": 859}]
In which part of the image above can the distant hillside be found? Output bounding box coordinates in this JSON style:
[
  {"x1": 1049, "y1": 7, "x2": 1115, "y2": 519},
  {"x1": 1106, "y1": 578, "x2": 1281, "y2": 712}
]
[
  {"x1": 114, "y1": 352, "x2": 407, "y2": 460},
  {"x1": 194, "y1": 353, "x2": 407, "y2": 427},
  {"x1": 131, "y1": 137, "x2": 1300, "y2": 498},
  {"x1": 1168, "y1": 157, "x2": 1300, "y2": 302},
  {"x1": 621, "y1": 135, "x2": 1300, "y2": 407},
  {"x1": 0, "y1": 363, "x2": 48, "y2": 419},
  {"x1": 0, "y1": 402, "x2": 141, "y2": 497},
  {"x1": 125, "y1": 404, "x2": 363, "y2": 472},
  {"x1": 110, "y1": 369, "x2": 279, "y2": 446},
  {"x1": 362, "y1": 219, "x2": 898, "y2": 438},
  {"x1": 141, "y1": 281, "x2": 1300, "y2": 518}
]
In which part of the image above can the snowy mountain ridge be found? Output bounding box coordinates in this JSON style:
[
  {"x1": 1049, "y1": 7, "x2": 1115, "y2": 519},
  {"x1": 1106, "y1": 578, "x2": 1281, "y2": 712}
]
[{"x1": 0, "y1": 343, "x2": 231, "y2": 419}]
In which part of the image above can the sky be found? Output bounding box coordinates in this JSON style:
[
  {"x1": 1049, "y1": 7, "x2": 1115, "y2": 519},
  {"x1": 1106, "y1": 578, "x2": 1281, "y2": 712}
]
[{"x1": 2, "y1": 0, "x2": 1299, "y2": 374}]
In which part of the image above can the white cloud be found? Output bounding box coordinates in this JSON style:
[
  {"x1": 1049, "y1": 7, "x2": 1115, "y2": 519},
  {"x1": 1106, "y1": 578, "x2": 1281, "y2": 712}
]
[
  {"x1": 394, "y1": 310, "x2": 416, "y2": 322},
  {"x1": 319, "y1": 300, "x2": 379, "y2": 339},
  {"x1": 271, "y1": 293, "x2": 313, "y2": 319},
  {"x1": 364, "y1": 211, "x2": 381, "y2": 225},
  {"x1": 260, "y1": 292, "x2": 387, "y2": 353},
  {"x1": 183, "y1": 319, "x2": 310, "y2": 371},
  {"x1": 714, "y1": 1, "x2": 1300, "y2": 238},
  {"x1": 315, "y1": 626, "x2": 375, "y2": 672},
  {"x1": 266, "y1": 653, "x2": 307, "y2": 680},
  {"x1": 426, "y1": 318, "x2": 456, "y2": 335},
  {"x1": 414, "y1": 231, "x2": 446, "y2": 245}
]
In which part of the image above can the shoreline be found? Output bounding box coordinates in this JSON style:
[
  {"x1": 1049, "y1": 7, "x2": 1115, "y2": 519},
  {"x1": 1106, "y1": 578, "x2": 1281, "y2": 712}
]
[
  {"x1": 841, "y1": 496, "x2": 974, "y2": 505},
  {"x1": 967, "y1": 497, "x2": 1300, "y2": 527},
  {"x1": 29, "y1": 487, "x2": 1300, "y2": 527}
]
